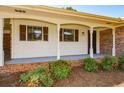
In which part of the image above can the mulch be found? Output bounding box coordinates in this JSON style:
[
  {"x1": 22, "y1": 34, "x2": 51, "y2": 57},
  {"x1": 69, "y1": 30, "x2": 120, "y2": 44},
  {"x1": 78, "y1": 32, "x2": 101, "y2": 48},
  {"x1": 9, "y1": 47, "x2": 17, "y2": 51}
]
[{"x1": 0, "y1": 62, "x2": 49, "y2": 87}]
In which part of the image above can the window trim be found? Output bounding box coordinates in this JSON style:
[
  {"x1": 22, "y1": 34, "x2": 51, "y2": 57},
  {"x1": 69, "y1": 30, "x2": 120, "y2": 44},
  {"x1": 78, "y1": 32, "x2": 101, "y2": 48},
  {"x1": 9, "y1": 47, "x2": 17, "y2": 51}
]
[
  {"x1": 26, "y1": 25, "x2": 27, "y2": 41},
  {"x1": 43, "y1": 27, "x2": 49, "y2": 41},
  {"x1": 60, "y1": 28, "x2": 79, "y2": 42},
  {"x1": 19, "y1": 25, "x2": 27, "y2": 41}
]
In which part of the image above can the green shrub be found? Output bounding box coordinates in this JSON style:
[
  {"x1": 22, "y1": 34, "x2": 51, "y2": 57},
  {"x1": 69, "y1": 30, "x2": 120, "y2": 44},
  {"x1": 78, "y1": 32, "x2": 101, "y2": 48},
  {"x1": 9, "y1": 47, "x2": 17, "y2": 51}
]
[
  {"x1": 83, "y1": 57, "x2": 98, "y2": 72},
  {"x1": 20, "y1": 66, "x2": 53, "y2": 87},
  {"x1": 118, "y1": 55, "x2": 124, "y2": 70},
  {"x1": 49, "y1": 60, "x2": 71, "y2": 80},
  {"x1": 120, "y1": 63, "x2": 124, "y2": 70},
  {"x1": 102, "y1": 56, "x2": 118, "y2": 71}
]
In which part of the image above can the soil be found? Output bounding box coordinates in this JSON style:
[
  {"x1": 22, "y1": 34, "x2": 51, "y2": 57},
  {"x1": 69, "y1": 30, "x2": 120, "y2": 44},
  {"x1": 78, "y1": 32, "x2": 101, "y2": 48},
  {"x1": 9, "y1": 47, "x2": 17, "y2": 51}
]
[
  {"x1": 0, "y1": 73, "x2": 21, "y2": 87},
  {"x1": 0, "y1": 66, "x2": 124, "y2": 87}
]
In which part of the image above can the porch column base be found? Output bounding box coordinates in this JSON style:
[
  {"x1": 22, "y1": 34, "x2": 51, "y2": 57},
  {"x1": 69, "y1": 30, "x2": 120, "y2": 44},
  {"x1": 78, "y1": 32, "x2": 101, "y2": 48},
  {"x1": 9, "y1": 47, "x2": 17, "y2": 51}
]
[
  {"x1": 57, "y1": 52, "x2": 60, "y2": 60},
  {"x1": 112, "y1": 47, "x2": 115, "y2": 56},
  {"x1": 90, "y1": 48, "x2": 93, "y2": 58}
]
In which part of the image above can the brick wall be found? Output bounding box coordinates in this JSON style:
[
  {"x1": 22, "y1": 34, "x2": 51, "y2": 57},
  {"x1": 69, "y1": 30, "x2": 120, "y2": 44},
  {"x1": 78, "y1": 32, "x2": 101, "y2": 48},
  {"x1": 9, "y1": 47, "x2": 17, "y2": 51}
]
[
  {"x1": 100, "y1": 29, "x2": 112, "y2": 55},
  {"x1": 115, "y1": 26, "x2": 124, "y2": 56},
  {"x1": 100, "y1": 26, "x2": 124, "y2": 56}
]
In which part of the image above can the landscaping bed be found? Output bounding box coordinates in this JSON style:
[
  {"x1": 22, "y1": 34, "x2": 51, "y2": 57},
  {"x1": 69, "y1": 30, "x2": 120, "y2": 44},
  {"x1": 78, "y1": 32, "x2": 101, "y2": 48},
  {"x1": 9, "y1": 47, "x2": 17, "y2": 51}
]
[
  {"x1": 0, "y1": 66, "x2": 124, "y2": 87},
  {"x1": 0, "y1": 56, "x2": 124, "y2": 87}
]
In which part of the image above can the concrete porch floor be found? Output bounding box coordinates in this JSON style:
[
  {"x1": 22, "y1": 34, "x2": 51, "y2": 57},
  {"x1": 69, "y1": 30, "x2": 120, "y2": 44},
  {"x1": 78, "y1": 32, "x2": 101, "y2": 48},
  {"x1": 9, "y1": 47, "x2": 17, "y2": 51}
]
[{"x1": 6, "y1": 54, "x2": 105, "y2": 64}]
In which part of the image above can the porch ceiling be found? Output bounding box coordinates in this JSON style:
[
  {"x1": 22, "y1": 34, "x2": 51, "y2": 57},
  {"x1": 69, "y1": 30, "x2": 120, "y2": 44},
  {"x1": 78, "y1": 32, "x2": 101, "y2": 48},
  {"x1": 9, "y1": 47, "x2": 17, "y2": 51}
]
[{"x1": 94, "y1": 27, "x2": 112, "y2": 31}]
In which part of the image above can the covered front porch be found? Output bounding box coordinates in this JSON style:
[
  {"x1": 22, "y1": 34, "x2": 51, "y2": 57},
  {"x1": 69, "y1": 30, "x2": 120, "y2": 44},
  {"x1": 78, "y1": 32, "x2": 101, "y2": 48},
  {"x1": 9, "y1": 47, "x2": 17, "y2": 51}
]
[
  {"x1": 1, "y1": 19, "x2": 116, "y2": 66},
  {"x1": 0, "y1": 6, "x2": 118, "y2": 66},
  {"x1": 2, "y1": 18, "x2": 115, "y2": 65}
]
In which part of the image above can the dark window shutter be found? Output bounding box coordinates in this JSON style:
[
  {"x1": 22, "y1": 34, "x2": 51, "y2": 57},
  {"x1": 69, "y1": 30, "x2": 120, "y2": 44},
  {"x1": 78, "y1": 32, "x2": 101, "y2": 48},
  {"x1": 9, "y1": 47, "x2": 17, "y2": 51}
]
[
  {"x1": 60, "y1": 28, "x2": 63, "y2": 41},
  {"x1": 43, "y1": 27, "x2": 48, "y2": 41},
  {"x1": 75, "y1": 29, "x2": 79, "y2": 41},
  {"x1": 20, "y1": 25, "x2": 26, "y2": 41}
]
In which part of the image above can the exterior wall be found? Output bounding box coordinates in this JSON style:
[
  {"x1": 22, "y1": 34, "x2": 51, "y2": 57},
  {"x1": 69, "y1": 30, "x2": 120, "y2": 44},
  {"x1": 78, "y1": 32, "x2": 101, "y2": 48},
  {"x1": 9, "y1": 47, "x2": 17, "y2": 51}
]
[
  {"x1": 12, "y1": 19, "x2": 57, "y2": 58},
  {"x1": 100, "y1": 29, "x2": 112, "y2": 55},
  {"x1": 98, "y1": 26, "x2": 124, "y2": 56},
  {"x1": 115, "y1": 26, "x2": 124, "y2": 56},
  {"x1": 11, "y1": 19, "x2": 89, "y2": 59},
  {"x1": 60, "y1": 25, "x2": 89, "y2": 56}
]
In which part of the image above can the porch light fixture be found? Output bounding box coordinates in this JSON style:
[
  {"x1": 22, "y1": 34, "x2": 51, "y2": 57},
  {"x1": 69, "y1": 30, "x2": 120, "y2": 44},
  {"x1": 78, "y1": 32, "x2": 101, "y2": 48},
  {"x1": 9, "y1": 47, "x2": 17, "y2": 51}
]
[
  {"x1": 82, "y1": 32, "x2": 85, "y2": 35},
  {"x1": 15, "y1": 9, "x2": 26, "y2": 13}
]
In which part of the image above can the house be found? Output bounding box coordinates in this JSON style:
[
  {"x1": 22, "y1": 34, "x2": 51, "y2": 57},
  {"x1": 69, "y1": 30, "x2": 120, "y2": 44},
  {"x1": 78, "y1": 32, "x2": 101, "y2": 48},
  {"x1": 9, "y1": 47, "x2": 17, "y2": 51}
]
[{"x1": 0, "y1": 5, "x2": 124, "y2": 66}]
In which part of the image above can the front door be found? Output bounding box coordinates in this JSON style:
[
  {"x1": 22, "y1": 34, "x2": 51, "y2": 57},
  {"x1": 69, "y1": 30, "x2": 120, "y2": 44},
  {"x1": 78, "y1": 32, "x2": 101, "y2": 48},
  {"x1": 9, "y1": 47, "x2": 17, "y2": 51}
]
[
  {"x1": 3, "y1": 19, "x2": 11, "y2": 61},
  {"x1": 3, "y1": 31, "x2": 11, "y2": 61},
  {"x1": 88, "y1": 30, "x2": 97, "y2": 54}
]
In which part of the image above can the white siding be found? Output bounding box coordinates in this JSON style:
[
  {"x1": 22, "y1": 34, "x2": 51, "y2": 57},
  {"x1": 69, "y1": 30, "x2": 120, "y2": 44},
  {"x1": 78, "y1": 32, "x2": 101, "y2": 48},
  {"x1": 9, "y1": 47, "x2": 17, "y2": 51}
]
[
  {"x1": 60, "y1": 25, "x2": 88, "y2": 56},
  {"x1": 12, "y1": 19, "x2": 57, "y2": 58},
  {"x1": 12, "y1": 19, "x2": 89, "y2": 59}
]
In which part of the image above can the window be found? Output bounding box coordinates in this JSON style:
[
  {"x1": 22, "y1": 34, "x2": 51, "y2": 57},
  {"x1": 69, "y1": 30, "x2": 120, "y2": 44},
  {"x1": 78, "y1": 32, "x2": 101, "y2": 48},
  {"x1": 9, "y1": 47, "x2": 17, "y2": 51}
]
[
  {"x1": 19, "y1": 25, "x2": 48, "y2": 41},
  {"x1": 60, "y1": 28, "x2": 79, "y2": 42},
  {"x1": 27, "y1": 26, "x2": 42, "y2": 41}
]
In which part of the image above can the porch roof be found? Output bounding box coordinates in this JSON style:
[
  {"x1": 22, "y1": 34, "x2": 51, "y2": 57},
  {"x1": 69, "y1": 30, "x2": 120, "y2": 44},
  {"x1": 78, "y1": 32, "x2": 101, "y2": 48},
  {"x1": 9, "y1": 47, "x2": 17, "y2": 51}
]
[{"x1": 2, "y1": 5, "x2": 124, "y2": 25}]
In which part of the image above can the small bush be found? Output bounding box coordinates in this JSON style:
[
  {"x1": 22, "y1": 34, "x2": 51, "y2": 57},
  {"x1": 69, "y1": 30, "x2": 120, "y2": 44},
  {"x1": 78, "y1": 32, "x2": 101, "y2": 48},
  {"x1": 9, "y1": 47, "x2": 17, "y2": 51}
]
[
  {"x1": 20, "y1": 66, "x2": 53, "y2": 87},
  {"x1": 102, "y1": 56, "x2": 118, "y2": 71},
  {"x1": 118, "y1": 55, "x2": 124, "y2": 70},
  {"x1": 49, "y1": 60, "x2": 71, "y2": 80},
  {"x1": 120, "y1": 63, "x2": 124, "y2": 70},
  {"x1": 83, "y1": 57, "x2": 98, "y2": 72}
]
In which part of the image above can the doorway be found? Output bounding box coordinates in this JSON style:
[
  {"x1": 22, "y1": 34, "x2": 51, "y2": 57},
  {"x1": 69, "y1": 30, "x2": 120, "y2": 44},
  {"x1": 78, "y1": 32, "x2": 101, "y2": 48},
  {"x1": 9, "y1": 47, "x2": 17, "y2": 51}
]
[
  {"x1": 88, "y1": 30, "x2": 97, "y2": 54},
  {"x1": 3, "y1": 19, "x2": 11, "y2": 61}
]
